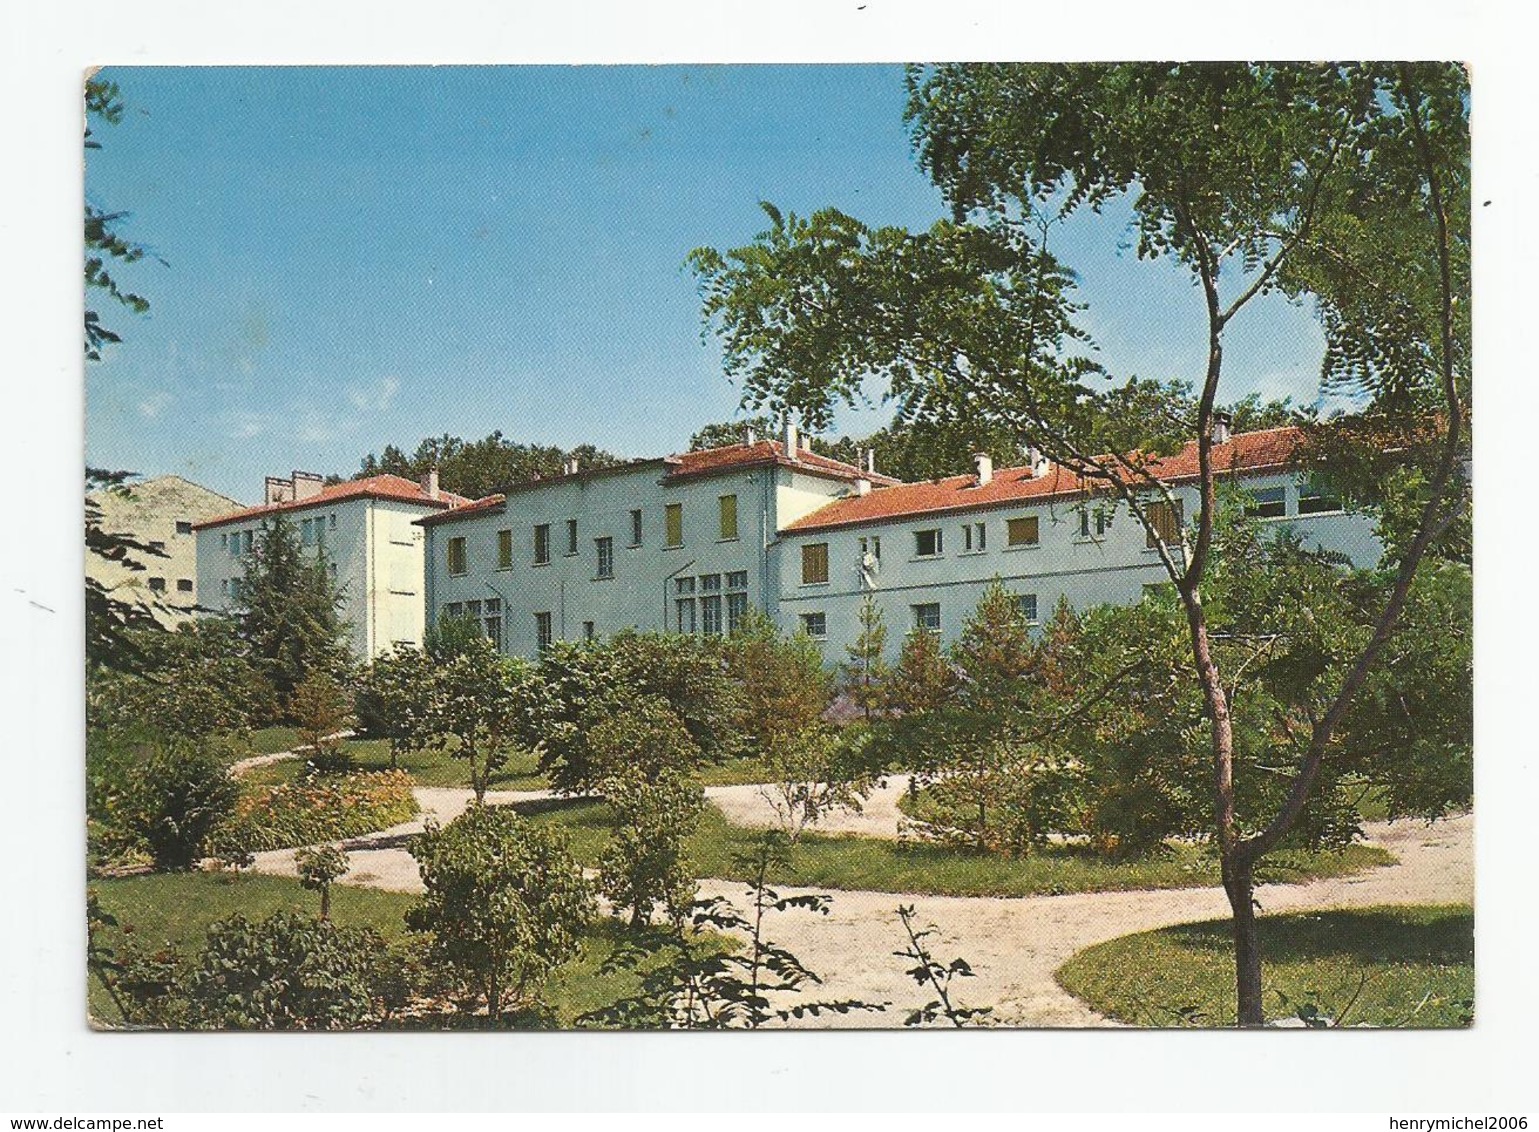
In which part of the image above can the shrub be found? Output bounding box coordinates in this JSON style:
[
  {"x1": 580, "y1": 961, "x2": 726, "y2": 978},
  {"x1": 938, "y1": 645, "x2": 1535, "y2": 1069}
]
[
  {"x1": 184, "y1": 910, "x2": 386, "y2": 1030},
  {"x1": 597, "y1": 768, "x2": 704, "y2": 929},
  {"x1": 232, "y1": 770, "x2": 417, "y2": 851},
  {"x1": 292, "y1": 670, "x2": 355, "y2": 774},
  {"x1": 102, "y1": 736, "x2": 242, "y2": 870},
  {"x1": 295, "y1": 844, "x2": 351, "y2": 919},
  {"x1": 407, "y1": 804, "x2": 594, "y2": 1019}
]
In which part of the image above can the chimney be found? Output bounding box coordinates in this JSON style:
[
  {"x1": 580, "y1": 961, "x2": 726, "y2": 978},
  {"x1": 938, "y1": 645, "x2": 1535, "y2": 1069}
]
[
  {"x1": 421, "y1": 467, "x2": 440, "y2": 501},
  {"x1": 565, "y1": 456, "x2": 580, "y2": 476},
  {"x1": 745, "y1": 425, "x2": 756, "y2": 446},
  {"x1": 291, "y1": 471, "x2": 324, "y2": 501},
  {"x1": 264, "y1": 475, "x2": 294, "y2": 504},
  {"x1": 973, "y1": 452, "x2": 994, "y2": 487},
  {"x1": 1025, "y1": 445, "x2": 1050, "y2": 478},
  {"x1": 1210, "y1": 411, "x2": 1233, "y2": 445},
  {"x1": 865, "y1": 449, "x2": 876, "y2": 475},
  {"x1": 853, "y1": 476, "x2": 872, "y2": 496},
  {"x1": 782, "y1": 418, "x2": 799, "y2": 459},
  {"x1": 802, "y1": 435, "x2": 814, "y2": 451}
]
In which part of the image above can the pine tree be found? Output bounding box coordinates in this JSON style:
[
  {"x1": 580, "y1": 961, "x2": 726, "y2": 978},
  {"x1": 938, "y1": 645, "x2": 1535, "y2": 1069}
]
[
  {"x1": 840, "y1": 595, "x2": 890, "y2": 720},
  {"x1": 234, "y1": 515, "x2": 350, "y2": 716}
]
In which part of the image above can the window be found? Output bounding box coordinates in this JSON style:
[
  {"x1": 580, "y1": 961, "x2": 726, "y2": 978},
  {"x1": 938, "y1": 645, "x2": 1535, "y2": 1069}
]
[
  {"x1": 801, "y1": 542, "x2": 830, "y2": 585},
  {"x1": 858, "y1": 535, "x2": 881, "y2": 562},
  {"x1": 1297, "y1": 478, "x2": 1343, "y2": 515},
  {"x1": 583, "y1": 621, "x2": 596, "y2": 641},
  {"x1": 220, "y1": 532, "x2": 228, "y2": 548},
  {"x1": 726, "y1": 570, "x2": 748, "y2": 591},
  {"x1": 800, "y1": 612, "x2": 827, "y2": 639},
  {"x1": 1016, "y1": 593, "x2": 1038, "y2": 623},
  {"x1": 595, "y1": 537, "x2": 614, "y2": 579},
  {"x1": 228, "y1": 532, "x2": 239, "y2": 556},
  {"x1": 629, "y1": 509, "x2": 643, "y2": 547},
  {"x1": 220, "y1": 579, "x2": 229, "y2": 596},
  {"x1": 912, "y1": 603, "x2": 941, "y2": 633},
  {"x1": 699, "y1": 573, "x2": 721, "y2": 593},
  {"x1": 496, "y1": 528, "x2": 514, "y2": 568},
  {"x1": 1246, "y1": 486, "x2": 1288, "y2": 518},
  {"x1": 1007, "y1": 515, "x2": 1041, "y2": 547},
  {"x1": 565, "y1": 519, "x2": 578, "y2": 556},
  {"x1": 301, "y1": 518, "x2": 314, "y2": 546},
  {"x1": 228, "y1": 578, "x2": 243, "y2": 602},
  {"x1": 329, "y1": 513, "x2": 337, "y2": 530},
  {"x1": 535, "y1": 612, "x2": 553, "y2": 652},
  {"x1": 1146, "y1": 500, "x2": 1184, "y2": 548},
  {"x1": 914, "y1": 529, "x2": 943, "y2": 557},
  {"x1": 962, "y1": 522, "x2": 986, "y2": 552},
  {"x1": 147, "y1": 577, "x2": 166, "y2": 594},
  {"x1": 701, "y1": 594, "x2": 723, "y2": 635},
  {"x1": 726, "y1": 592, "x2": 748, "y2": 632},
  {"x1": 665, "y1": 503, "x2": 683, "y2": 547},
  {"x1": 676, "y1": 596, "x2": 696, "y2": 634},
  {"x1": 242, "y1": 531, "x2": 253, "y2": 554},
  {"x1": 445, "y1": 602, "x2": 464, "y2": 620},
  {"x1": 447, "y1": 536, "x2": 467, "y2": 575},
  {"x1": 719, "y1": 494, "x2": 739, "y2": 540},
  {"x1": 149, "y1": 540, "x2": 166, "y2": 553},
  {"x1": 1078, "y1": 509, "x2": 1107, "y2": 538},
  {"x1": 531, "y1": 524, "x2": 548, "y2": 566},
  {"x1": 466, "y1": 600, "x2": 482, "y2": 618},
  {"x1": 676, "y1": 576, "x2": 696, "y2": 594},
  {"x1": 175, "y1": 521, "x2": 192, "y2": 535},
  {"x1": 176, "y1": 578, "x2": 193, "y2": 593},
  {"x1": 484, "y1": 599, "x2": 502, "y2": 647}
]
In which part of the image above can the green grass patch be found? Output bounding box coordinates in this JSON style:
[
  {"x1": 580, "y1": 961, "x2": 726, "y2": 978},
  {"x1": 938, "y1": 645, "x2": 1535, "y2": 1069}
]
[
  {"x1": 246, "y1": 726, "x2": 303, "y2": 756},
  {"x1": 88, "y1": 871, "x2": 710, "y2": 1029},
  {"x1": 512, "y1": 798, "x2": 1393, "y2": 899},
  {"x1": 1056, "y1": 904, "x2": 1473, "y2": 1027},
  {"x1": 240, "y1": 737, "x2": 548, "y2": 792}
]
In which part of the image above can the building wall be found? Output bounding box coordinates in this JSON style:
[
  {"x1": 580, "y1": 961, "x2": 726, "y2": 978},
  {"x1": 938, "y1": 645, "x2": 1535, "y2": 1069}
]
[
  {"x1": 195, "y1": 496, "x2": 436, "y2": 660},
  {"x1": 776, "y1": 472, "x2": 1384, "y2": 660},
  {"x1": 424, "y1": 462, "x2": 859, "y2": 657},
  {"x1": 87, "y1": 475, "x2": 238, "y2": 626}
]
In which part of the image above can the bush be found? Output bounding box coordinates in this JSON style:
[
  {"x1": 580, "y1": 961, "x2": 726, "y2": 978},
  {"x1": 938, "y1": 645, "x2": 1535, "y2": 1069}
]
[
  {"x1": 96, "y1": 735, "x2": 242, "y2": 871},
  {"x1": 184, "y1": 910, "x2": 386, "y2": 1030},
  {"x1": 232, "y1": 770, "x2": 417, "y2": 851},
  {"x1": 407, "y1": 804, "x2": 594, "y2": 1018},
  {"x1": 597, "y1": 768, "x2": 704, "y2": 929}
]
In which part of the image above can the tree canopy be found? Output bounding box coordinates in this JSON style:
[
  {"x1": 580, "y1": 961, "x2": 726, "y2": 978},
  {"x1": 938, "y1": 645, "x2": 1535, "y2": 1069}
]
[{"x1": 347, "y1": 432, "x2": 622, "y2": 500}]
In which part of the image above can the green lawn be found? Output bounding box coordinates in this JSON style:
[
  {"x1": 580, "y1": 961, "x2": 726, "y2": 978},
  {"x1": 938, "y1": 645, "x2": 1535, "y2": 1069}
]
[
  {"x1": 513, "y1": 798, "x2": 1394, "y2": 899},
  {"x1": 246, "y1": 726, "x2": 303, "y2": 756},
  {"x1": 240, "y1": 735, "x2": 548, "y2": 792},
  {"x1": 1055, "y1": 904, "x2": 1474, "y2": 1027},
  {"x1": 88, "y1": 871, "x2": 697, "y2": 1029}
]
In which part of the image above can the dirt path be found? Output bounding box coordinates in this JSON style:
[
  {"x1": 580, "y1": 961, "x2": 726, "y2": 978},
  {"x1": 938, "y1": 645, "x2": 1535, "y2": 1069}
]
[
  {"x1": 246, "y1": 782, "x2": 1472, "y2": 1026},
  {"x1": 704, "y1": 775, "x2": 915, "y2": 838},
  {"x1": 228, "y1": 731, "x2": 355, "y2": 777}
]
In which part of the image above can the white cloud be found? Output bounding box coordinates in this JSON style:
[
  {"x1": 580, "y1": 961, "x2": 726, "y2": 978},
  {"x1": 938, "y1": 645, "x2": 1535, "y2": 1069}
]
[
  {"x1": 137, "y1": 391, "x2": 173, "y2": 419},
  {"x1": 346, "y1": 375, "x2": 400, "y2": 413}
]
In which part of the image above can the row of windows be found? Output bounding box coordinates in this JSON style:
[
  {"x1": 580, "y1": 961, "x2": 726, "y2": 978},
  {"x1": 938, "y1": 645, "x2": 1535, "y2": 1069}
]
[
  {"x1": 1247, "y1": 482, "x2": 1343, "y2": 519},
  {"x1": 218, "y1": 513, "x2": 337, "y2": 556},
  {"x1": 675, "y1": 572, "x2": 749, "y2": 635},
  {"x1": 447, "y1": 496, "x2": 745, "y2": 577},
  {"x1": 796, "y1": 593, "x2": 1038, "y2": 640},
  {"x1": 145, "y1": 577, "x2": 194, "y2": 594},
  {"x1": 443, "y1": 599, "x2": 503, "y2": 646}
]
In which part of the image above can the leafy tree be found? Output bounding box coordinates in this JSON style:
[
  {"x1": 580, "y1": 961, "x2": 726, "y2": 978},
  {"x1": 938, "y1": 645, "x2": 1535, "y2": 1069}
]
[
  {"x1": 535, "y1": 631, "x2": 746, "y2": 795},
  {"x1": 688, "y1": 415, "x2": 781, "y2": 451},
  {"x1": 407, "y1": 805, "x2": 594, "y2": 1020},
  {"x1": 85, "y1": 471, "x2": 170, "y2": 673},
  {"x1": 355, "y1": 644, "x2": 435, "y2": 769},
  {"x1": 184, "y1": 911, "x2": 385, "y2": 1030},
  {"x1": 596, "y1": 767, "x2": 705, "y2": 930},
  {"x1": 100, "y1": 735, "x2": 241, "y2": 870},
  {"x1": 292, "y1": 670, "x2": 355, "y2": 775},
  {"x1": 350, "y1": 431, "x2": 621, "y2": 499},
  {"x1": 840, "y1": 595, "x2": 890, "y2": 720},
  {"x1": 234, "y1": 515, "x2": 350, "y2": 714},
  {"x1": 581, "y1": 692, "x2": 704, "y2": 791},
  {"x1": 417, "y1": 637, "x2": 545, "y2": 803},
  {"x1": 882, "y1": 628, "x2": 957, "y2": 723},
  {"x1": 692, "y1": 62, "x2": 1469, "y2": 1024},
  {"x1": 295, "y1": 844, "x2": 351, "y2": 921}
]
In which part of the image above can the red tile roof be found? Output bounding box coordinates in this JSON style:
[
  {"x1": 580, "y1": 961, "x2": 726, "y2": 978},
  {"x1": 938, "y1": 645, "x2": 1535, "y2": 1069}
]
[
  {"x1": 666, "y1": 440, "x2": 902, "y2": 485},
  {"x1": 783, "y1": 427, "x2": 1305, "y2": 533},
  {"x1": 192, "y1": 474, "x2": 471, "y2": 531},
  {"x1": 415, "y1": 493, "x2": 508, "y2": 527}
]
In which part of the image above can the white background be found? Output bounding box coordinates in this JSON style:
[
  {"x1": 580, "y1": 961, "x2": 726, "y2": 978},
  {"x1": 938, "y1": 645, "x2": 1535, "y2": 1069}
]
[{"x1": 2, "y1": 0, "x2": 1534, "y2": 1114}]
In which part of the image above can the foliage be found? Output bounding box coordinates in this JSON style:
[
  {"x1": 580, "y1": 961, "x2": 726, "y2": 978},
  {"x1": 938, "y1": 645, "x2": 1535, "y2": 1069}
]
[
  {"x1": 883, "y1": 627, "x2": 957, "y2": 720},
  {"x1": 295, "y1": 844, "x2": 351, "y2": 920},
  {"x1": 91, "y1": 733, "x2": 241, "y2": 871},
  {"x1": 206, "y1": 814, "x2": 258, "y2": 880},
  {"x1": 581, "y1": 833, "x2": 883, "y2": 1028},
  {"x1": 596, "y1": 768, "x2": 705, "y2": 930},
  {"x1": 581, "y1": 691, "x2": 704, "y2": 789},
  {"x1": 350, "y1": 431, "x2": 621, "y2": 499},
  {"x1": 414, "y1": 636, "x2": 545, "y2": 802},
  {"x1": 88, "y1": 619, "x2": 271, "y2": 741},
  {"x1": 354, "y1": 645, "x2": 434, "y2": 768},
  {"x1": 407, "y1": 804, "x2": 595, "y2": 1018},
  {"x1": 292, "y1": 669, "x2": 355, "y2": 774},
  {"x1": 84, "y1": 469, "x2": 171, "y2": 674},
  {"x1": 231, "y1": 770, "x2": 417, "y2": 852},
  {"x1": 183, "y1": 911, "x2": 386, "y2": 1030},
  {"x1": 535, "y1": 630, "x2": 746, "y2": 795},
  {"x1": 757, "y1": 725, "x2": 875, "y2": 844},
  {"x1": 234, "y1": 515, "x2": 351, "y2": 715},
  {"x1": 693, "y1": 61, "x2": 1470, "y2": 1024},
  {"x1": 895, "y1": 904, "x2": 992, "y2": 1027},
  {"x1": 840, "y1": 595, "x2": 890, "y2": 720}
]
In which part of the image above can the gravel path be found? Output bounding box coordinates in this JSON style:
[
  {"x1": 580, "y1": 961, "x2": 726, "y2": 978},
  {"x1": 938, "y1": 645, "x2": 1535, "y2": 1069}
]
[
  {"x1": 246, "y1": 782, "x2": 1472, "y2": 1027},
  {"x1": 704, "y1": 774, "x2": 916, "y2": 838}
]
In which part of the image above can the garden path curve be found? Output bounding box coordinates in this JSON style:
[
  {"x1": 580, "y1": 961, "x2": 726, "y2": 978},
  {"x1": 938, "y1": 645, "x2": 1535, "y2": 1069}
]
[{"x1": 245, "y1": 780, "x2": 1473, "y2": 1028}]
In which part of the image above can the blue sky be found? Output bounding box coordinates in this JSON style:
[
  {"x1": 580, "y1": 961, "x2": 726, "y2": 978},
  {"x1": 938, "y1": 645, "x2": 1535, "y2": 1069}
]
[{"x1": 85, "y1": 65, "x2": 1329, "y2": 502}]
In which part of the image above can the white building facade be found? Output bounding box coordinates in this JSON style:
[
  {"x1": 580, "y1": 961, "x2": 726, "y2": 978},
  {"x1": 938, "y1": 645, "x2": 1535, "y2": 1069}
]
[
  {"x1": 420, "y1": 425, "x2": 1384, "y2": 663},
  {"x1": 194, "y1": 471, "x2": 467, "y2": 660}
]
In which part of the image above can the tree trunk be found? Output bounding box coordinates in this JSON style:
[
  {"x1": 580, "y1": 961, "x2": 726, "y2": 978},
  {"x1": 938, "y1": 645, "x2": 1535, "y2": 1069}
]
[
  {"x1": 320, "y1": 884, "x2": 331, "y2": 922},
  {"x1": 1222, "y1": 855, "x2": 1264, "y2": 1026}
]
